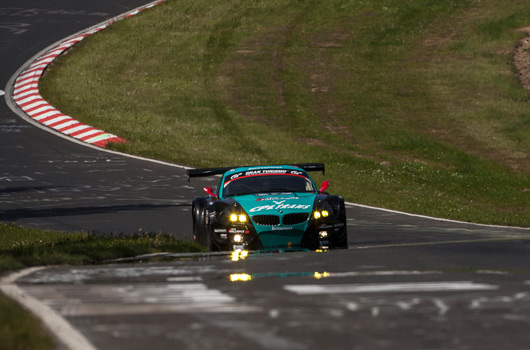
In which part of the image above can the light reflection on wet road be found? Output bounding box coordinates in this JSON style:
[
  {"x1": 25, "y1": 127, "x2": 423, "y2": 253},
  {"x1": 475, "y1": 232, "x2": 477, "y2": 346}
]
[{"x1": 10, "y1": 224, "x2": 530, "y2": 350}]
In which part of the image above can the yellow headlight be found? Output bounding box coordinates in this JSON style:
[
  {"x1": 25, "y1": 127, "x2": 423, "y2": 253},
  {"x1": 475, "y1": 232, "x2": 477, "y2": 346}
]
[
  {"x1": 239, "y1": 215, "x2": 247, "y2": 223},
  {"x1": 230, "y1": 214, "x2": 238, "y2": 222},
  {"x1": 322, "y1": 210, "x2": 329, "y2": 217},
  {"x1": 313, "y1": 211, "x2": 321, "y2": 219}
]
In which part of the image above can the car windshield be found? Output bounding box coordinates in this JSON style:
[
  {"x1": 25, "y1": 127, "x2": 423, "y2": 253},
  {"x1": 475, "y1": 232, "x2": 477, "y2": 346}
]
[{"x1": 223, "y1": 174, "x2": 315, "y2": 197}]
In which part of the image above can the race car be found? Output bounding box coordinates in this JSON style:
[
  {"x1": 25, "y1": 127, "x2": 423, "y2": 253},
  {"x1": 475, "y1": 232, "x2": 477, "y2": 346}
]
[{"x1": 187, "y1": 163, "x2": 348, "y2": 252}]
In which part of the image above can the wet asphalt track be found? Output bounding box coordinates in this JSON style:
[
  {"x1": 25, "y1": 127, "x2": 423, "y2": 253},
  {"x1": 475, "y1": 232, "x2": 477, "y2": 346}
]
[{"x1": 1, "y1": 1, "x2": 530, "y2": 349}]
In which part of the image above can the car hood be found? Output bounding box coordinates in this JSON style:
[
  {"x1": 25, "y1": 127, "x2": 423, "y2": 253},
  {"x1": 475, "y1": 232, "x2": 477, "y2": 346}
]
[{"x1": 234, "y1": 192, "x2": 315, "y2": 216}]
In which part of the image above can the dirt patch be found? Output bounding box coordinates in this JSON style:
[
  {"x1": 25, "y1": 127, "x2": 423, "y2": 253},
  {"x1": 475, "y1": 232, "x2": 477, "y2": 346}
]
[{"x1": 514, "y1": 27, "x2": 530, "y2": 91}]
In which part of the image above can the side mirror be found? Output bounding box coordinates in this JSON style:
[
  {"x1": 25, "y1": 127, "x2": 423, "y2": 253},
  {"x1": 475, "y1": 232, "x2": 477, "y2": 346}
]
[
  {"x1": 203, "y1": 187, "x2": 218, "y2": 198},
  {"x1": 319, "y1": 180, "x2": 330, "y2": 193}
]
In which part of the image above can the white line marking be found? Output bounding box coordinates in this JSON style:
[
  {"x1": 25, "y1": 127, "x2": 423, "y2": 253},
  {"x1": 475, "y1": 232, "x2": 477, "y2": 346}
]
[
  {"x1": 166, "y1": 276, "x2": 203, "y2": 282},
  {"x1": 345, "y1": 302, "x2": 360, "y2": 311},
  {"x1": 34, "y1": 283, "x2": 261, "y2": 316},
  {"x1": 316, "y1": 270, "x2": 441, "y2": 278},
  {"x1": 345, "y1": 202, "x2": 530, "y2": 230},
  {"x1": 371, "y1": 307, "x2": 380, "y2": 317},
  {"x1": 284, "y1": 281, "x2": 498, "y2": 295},
  {"x1": 433, "y1": 298, "x2": 450, "y2": 315},
  {"x1": 396, "y1": 298, "x2": 420, "y2": 311},
  {"x1": 0, "y1": 267, "x2": 98, "y2": 350}
]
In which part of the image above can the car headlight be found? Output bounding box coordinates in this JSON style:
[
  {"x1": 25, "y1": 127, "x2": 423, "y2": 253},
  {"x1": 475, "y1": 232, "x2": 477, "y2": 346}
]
[
  {"x1": 313, "y1": 210, "x2": 329, "y2": 220},
  {"x1": 229, "y1": 213, "x2": 248, "y2": 223}
]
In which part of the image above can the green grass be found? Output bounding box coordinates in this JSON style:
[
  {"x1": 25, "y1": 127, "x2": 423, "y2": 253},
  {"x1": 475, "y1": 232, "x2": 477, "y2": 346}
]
[
  {"x1": 0, "y1": 223, "x2": 205, "y2": 350},
  {"x1": 40, "y1": 0, "x2": 530, "y2": 227},
  {"x1": 0, "y1": 224, "x2": 204, "y2": 272},
  {"x1": 0, "y1": 293, "x2": 54, "y2": 350}
]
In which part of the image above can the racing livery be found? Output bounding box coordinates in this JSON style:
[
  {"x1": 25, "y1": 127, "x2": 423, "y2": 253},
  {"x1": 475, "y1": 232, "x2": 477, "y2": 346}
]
[{"x1": 188, "y1": 163, "x2": 347, "y2": 251}]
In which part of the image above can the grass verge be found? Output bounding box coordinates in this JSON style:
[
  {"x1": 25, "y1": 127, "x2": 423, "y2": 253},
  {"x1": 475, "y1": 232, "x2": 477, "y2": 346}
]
[
  {"x1": 39, "y1": 0, "x2": 529, "y2": 225},
  {"x1": 0, "y1": 223, "x2": 204, "y2": 350}
]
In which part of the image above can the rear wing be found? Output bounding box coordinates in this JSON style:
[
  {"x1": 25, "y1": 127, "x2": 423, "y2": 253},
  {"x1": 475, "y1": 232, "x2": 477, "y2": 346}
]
[{"x1": 187, "y1": 163, "x2": 325, "y2": 181}]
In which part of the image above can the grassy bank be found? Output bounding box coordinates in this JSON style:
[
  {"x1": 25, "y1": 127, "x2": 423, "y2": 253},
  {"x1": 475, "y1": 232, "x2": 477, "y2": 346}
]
[
  {"x1": 0, "y1": 223, "x2": 204, "y2": 350},
  {"x1": 0, "y1": 292, "x2": 54, "y2": 350},
  {"x1": 40, "y1": 0, "x2": 529, "y2": 226}
]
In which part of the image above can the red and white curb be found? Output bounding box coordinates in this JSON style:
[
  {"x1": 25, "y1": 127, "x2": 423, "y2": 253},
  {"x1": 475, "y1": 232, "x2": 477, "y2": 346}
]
[{"x1": 11, "y1": 0, "x2": 166, "y2": 148}]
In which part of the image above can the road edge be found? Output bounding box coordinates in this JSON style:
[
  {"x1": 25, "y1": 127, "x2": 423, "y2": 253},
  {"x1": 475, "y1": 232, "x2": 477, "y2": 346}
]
[
  {"x1": 0, "y1": 267, "x2": 98, "y2": 350},
  {"x1": 4, "y1": 0, "x2": 167, "y2": 148},
  {"x1": 3, "y1": 2, "x2": 527, "y2": 229}
]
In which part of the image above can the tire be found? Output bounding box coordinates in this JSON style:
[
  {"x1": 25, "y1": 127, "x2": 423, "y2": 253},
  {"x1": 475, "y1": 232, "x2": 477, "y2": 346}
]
[
  {"x1": 192, "y1": 197, "x2": 208, "y2": 247},
  {"x1": 330, "y1": 196, "x2": 348, "y2": 249}
]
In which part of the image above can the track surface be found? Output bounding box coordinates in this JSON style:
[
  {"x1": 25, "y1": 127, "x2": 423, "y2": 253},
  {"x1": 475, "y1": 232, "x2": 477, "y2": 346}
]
[
  {"x1": 0, "y1": 0, "x2": 210, "y2": 236},
  {"x1": 2, "y1": 1, "x2": 530, "y2": 350}
]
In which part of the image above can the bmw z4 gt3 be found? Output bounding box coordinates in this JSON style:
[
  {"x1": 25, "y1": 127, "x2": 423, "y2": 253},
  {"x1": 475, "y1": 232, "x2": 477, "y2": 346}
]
[{"x1": 188, "y1": 163, "x2": 347, "y2": 251}]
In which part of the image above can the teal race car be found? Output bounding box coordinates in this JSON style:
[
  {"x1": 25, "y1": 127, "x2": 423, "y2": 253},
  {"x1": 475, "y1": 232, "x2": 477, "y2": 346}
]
[{"x1": 188, "y1": 163, "x2": 347, "y2": 251}]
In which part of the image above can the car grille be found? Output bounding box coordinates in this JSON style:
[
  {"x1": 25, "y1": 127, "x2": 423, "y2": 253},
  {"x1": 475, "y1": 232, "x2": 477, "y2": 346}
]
[
  {"x1": 252, "y1": 215, "x2": 280, "y2": 226},
  {"x1": 283, "y1": 213, "x2": 310, "y2": 225}
]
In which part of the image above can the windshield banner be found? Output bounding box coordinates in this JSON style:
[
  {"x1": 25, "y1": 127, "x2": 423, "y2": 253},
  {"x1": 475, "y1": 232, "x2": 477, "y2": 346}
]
[{"x1": 226, "y1": 169, "x2": 308, "y2": 184}]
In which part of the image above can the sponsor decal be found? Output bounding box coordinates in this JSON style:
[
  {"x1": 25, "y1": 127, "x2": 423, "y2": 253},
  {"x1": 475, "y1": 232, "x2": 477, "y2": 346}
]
[
  {"x1": 214, "y1": 229, "x2": 227, "y2": 233},
  {"x1": 225, "y1": 169, "x2": 308, "y2": 186},
  {"x1": 256, "y1": 195, "x2": 298, "y2": 202},
  {"x1": 271, "y1": 226, "x2": 294, "y2": 231},
  {"x1": 249, "y1": 204, "x2": 311, "y2": 213},
  {"x1": 228, "y1": 228, "x2": 249, "y2": 234}
]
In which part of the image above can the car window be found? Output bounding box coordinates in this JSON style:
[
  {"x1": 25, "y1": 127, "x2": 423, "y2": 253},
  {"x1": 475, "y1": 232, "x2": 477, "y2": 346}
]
[
  {"x1": 215, "y1": 176, "x2": 223, "y2": 196},
  {"x1": 223, "y1": 174, "x2": 315, "y2": 197}
]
